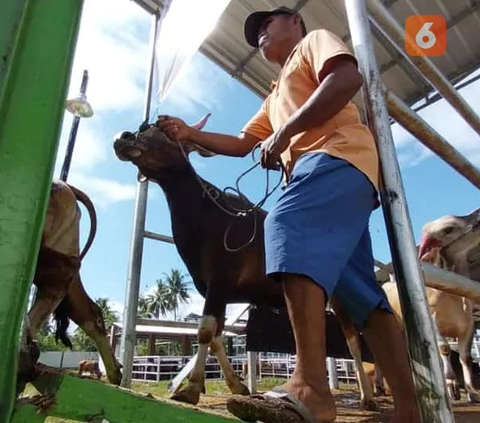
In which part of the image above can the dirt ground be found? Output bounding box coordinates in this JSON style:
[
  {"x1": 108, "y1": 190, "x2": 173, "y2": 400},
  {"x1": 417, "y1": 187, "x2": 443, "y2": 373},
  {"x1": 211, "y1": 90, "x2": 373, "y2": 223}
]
[{"x1": 191, "y1": 388, "x2": 480, "y2": 422}]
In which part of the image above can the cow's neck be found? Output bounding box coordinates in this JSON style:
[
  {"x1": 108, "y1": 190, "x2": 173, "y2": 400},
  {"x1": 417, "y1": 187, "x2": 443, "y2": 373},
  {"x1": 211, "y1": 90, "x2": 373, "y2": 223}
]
[{"x1": 144, "y1": 165, "x2": 212, "y2": 225}]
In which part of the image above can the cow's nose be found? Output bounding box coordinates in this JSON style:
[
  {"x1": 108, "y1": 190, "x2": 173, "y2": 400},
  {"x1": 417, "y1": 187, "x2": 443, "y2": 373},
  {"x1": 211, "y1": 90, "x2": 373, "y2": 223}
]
[{"x1": 114, "y1": 131, "x2": 136, "y2": 141}]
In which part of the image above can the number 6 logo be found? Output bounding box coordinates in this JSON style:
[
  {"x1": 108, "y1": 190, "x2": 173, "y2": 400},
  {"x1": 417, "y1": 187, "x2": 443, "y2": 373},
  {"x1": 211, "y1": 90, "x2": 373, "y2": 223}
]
[{"x1": 405, "y1": 15, "x2": 447, "y2": 57}]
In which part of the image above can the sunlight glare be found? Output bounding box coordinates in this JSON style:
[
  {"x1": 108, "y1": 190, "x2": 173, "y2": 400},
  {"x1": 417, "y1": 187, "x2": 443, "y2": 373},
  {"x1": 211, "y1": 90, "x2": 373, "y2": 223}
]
[{"x1": 155, "y1": 0, "x2": 232, "y2": 102}]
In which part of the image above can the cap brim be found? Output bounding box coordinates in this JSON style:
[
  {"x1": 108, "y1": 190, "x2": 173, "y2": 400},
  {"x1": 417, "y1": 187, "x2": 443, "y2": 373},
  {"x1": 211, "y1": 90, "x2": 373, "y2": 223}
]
[{"x1": 244, "y1": 11, "x2": 274, "y2": 48}]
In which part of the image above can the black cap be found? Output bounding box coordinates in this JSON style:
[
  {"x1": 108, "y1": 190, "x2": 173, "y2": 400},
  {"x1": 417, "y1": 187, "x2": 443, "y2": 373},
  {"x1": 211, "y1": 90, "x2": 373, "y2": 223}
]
[{"x1": 244, "y1": 6, "x2": 307, "y2": 48}]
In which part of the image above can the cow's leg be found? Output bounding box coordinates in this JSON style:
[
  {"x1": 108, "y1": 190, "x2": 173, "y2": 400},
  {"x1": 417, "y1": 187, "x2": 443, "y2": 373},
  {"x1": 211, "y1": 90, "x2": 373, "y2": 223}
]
[
  {"x1": 331, "y1": 299, "x2": 376, "y2": 411},
  {"x1": 209, "y1": 335, "x2": 249, "y2": 396},
  {"x1": 27, "y1": 246, "x2": 80, "y2": 340},
  {"x1": 458, "y1": 308, "x2": 480, "y2": 403},
  {"x1": 437, "y1": 335, "x2": 460, "y2": 401},
  {"x1": 66, "y1": 275, "x2": 122, "y2": 385},
  {"x1": 171, "y1": 315, "x2": 218, "y2": 405},
  {"x1": 374, "y1": 363, "x2": 386, "y2": 396}
]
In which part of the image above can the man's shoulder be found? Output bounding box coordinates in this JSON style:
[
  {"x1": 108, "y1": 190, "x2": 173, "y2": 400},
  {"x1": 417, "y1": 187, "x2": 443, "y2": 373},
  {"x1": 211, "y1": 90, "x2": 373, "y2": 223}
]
[{"x1": 302, "y1": 29, "x2": 345, "y2": 45}]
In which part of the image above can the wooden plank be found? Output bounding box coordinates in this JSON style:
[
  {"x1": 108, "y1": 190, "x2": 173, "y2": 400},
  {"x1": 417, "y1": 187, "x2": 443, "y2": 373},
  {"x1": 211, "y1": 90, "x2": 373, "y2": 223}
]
[{"x1": 11, "y1": 367, "x2": 235, "y2": 423}]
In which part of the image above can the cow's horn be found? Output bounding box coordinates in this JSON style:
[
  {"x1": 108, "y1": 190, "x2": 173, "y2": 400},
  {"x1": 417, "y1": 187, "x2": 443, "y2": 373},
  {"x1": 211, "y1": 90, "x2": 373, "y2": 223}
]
[{"x1": 191, "y1": 113, "x2": 211, "y2": 131}]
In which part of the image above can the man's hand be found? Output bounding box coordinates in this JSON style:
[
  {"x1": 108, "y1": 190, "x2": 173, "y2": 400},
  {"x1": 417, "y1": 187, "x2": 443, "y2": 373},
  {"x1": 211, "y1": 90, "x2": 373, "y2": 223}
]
[
  {"x1": 157, "y1": 115, "x2": 191, "y2": 142},
  {"x1": 260, "y1": 126, "x2": 290, "y2": 170}
]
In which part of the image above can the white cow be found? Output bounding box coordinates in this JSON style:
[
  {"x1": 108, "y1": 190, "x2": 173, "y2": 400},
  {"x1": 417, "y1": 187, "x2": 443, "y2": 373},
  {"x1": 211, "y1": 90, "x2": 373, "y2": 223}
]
[{"x1": 380, "y1": 210, "x2": 480, "y2": 403}]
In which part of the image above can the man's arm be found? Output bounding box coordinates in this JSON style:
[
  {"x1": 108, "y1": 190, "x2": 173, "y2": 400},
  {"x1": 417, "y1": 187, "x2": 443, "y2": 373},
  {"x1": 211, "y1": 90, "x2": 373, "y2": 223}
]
[
  {"x1": 281, "y1": 56, "x2": 363, "y2": 139},
  {"x1": 186, "y1": 129, "x2": 261, "y2": 157},
  {"x1": 158, "y1": 100, "x2": 272, "y2": 157}
]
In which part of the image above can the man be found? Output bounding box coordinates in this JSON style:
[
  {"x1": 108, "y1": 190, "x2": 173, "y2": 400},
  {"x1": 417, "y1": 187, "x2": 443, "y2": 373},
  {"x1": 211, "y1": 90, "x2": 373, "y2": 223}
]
[{"x1": 158, "y1": 7, "x2": 421, "y2": 423}]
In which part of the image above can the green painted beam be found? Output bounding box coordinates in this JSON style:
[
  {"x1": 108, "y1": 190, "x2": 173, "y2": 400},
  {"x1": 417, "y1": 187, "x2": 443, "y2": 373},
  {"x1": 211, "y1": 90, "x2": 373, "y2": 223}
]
[
  {"x1": 0, "y1": 0, "x2": 84, "y2": 421},
  {"x1": 0, "y1": 0, "x2": 28, "y2": 95},
  {"x1": 11, "y1": 372, "x2": 235, "y2": 423}
]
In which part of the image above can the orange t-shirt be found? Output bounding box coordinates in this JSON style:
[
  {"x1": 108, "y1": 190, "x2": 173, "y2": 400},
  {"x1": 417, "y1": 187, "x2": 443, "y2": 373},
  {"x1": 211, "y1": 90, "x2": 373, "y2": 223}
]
[{"x1": 241, "y1": 29, "x2": 379, "y2": 192}]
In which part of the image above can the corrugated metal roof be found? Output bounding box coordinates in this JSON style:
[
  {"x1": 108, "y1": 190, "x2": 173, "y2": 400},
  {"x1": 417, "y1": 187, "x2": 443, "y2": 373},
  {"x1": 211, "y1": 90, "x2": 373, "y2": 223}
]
[{"x1": 132, "y1": 0, "x2": 480, "y2": 115}]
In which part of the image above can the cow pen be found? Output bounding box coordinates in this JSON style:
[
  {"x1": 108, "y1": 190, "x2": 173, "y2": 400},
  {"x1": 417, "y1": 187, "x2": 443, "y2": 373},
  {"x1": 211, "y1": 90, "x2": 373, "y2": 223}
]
[
  {"x1": 1, "y1": 1, "x2": 480, "y2": 423},
  {"x1": 121, "y1": 0, "x2": 480, "y2": 421}
]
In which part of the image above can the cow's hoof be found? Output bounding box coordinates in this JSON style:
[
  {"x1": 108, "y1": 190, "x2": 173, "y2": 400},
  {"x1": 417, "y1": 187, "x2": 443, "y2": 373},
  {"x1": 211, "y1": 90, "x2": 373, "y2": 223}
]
[
  {"x1": 171, "y1": 383, "x2": 201, "y2": 405},
  {"x1": 447, "y1": 382, "x2": 461, "y2": 401},
  {"x1": 228, "y1": 380, "x2": 250, "y2": 396},
  {"x1": 360, "y1": 398, "x2": 377, "y2": 411},
  {"x1": 468, "y1": 391, "x2": 480, "y2": 403}
]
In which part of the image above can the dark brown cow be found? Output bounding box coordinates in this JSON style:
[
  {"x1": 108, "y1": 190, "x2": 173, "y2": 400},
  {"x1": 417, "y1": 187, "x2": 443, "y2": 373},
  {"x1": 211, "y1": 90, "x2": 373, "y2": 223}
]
[
  {"x1": 113, "y1": 117, "x2": 376, "y2": 409},
  {"x1": 20, "y1": 180, "x2": 122, "y2": 388}
]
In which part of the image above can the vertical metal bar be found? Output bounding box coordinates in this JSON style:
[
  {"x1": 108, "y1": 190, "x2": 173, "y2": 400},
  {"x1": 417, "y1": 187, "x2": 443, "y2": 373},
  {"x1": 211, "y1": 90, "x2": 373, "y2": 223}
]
[
  {"x1": 247, "y1": 351, "x2": 257, "y2": 394},
  {"x1": 60, "y1": 69, "x2": 89, "y2": 182},
  {"x1": 366, "y1": 0, "x2": 480, "y2": 137},
  {"x1": 0, "y1": 0, "x2": 84, "y2": 420},
  {"x1": 119, "y1": 12, "x2": 159, "y2": 389},
  {"x1": 327, "y1": 357, "x2": 338, "y2": 389},
  {"x1": 344, "y1": 1, "x2": 454, "y2": 422}
]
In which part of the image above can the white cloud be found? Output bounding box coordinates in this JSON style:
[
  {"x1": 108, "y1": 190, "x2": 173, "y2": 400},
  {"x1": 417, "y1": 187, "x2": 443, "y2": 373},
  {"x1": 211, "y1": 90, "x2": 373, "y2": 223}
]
[
  {"x1": 67, "y1": 172, "x2": 138, "y2": 209},
  {"x1": 66, "y1": 0, "x2": 148, "y2": 113},
  {"x1": 391, "y1": 76, "x2": 480, "y2": 169}
]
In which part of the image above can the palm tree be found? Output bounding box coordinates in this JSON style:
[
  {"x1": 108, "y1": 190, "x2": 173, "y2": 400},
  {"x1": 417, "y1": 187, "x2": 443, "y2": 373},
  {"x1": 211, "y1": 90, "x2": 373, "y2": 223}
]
[
  {"x1": 147, "y1": 279, "x2": 172, "y2": 319},
  {"x1": 164, "y1": 269, "x2": 191, "y2": 321},
  {"x1": 138, "y1": 294, "x2": 154, "y2": 318},
  {"x1": 147, "y1": 269, "x2": 192, "y2": 320}
]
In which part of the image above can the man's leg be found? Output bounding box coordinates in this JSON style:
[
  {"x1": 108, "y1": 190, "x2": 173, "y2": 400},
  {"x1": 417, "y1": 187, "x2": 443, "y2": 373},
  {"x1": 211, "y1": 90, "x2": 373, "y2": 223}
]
[
  {"x1": 280, "y1": 273, "x2": 336, "y2": 422},
  {"x1": 362, "y1": 308, "x2": 421, "y2": 423},
  {"x1": 334, "y1": 228, "x2": 421, "y2": 423}
]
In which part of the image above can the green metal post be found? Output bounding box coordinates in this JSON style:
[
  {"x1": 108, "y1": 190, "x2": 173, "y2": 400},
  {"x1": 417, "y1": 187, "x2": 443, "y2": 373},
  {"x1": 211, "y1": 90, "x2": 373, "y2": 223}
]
[
  {"x1": 0, "y1": 1, "x2": 84, "y2": 421},
  {"x1": 0, "y1": 0, "x2": 28, "y2": 95}
]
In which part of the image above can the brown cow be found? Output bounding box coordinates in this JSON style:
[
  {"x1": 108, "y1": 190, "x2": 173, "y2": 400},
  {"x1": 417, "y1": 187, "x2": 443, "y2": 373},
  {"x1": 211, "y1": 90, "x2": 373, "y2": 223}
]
[
  {"x1": 20, "y1": 180, "x2": 122, "y2": 387},
  {"x1": 78, "y1": 359, "x2": 102, "y2": 379},
  {"x1": 113, "y1": 118, "x2": 377, "y2": 410}
]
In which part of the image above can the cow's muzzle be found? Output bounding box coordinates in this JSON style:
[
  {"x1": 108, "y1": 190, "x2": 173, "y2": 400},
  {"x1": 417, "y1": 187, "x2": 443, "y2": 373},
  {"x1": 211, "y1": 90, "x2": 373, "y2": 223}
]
[{"x1": 113, "y1": 131, "x2": 146, "y2": 161}]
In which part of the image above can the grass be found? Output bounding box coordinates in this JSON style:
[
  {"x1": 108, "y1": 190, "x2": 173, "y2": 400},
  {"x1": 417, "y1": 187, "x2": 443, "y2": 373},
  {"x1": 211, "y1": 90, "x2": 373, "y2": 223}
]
[{"x1": 130, "y1": 377, "x2": 289, "y2": 398}]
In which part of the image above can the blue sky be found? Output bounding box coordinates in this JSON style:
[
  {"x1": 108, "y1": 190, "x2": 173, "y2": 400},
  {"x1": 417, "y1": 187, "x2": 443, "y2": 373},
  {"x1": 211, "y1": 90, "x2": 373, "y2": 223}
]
[{"x1": 54, "y1": 0, "x2": 480, "y2": 322}]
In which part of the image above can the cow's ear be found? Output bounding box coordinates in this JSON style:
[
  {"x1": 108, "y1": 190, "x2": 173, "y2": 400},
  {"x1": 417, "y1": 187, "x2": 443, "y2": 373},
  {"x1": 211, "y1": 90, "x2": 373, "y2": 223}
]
[{"x1": 184, "y1": 141, "x2": 216, "y2": 157}]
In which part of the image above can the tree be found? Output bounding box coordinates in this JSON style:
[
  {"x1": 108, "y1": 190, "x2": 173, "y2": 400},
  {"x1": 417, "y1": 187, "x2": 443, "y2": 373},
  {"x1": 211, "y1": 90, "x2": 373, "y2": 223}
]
[
  {"x1": 146, "y1": 279, "x2": 172, "y2": 319},
  {"x1": 137, "y1": 294, "x2": 155, "y2": 318},
  {"x1": 147, "y1": 269, "x2": 192, "y2": 321},
  {"x1": 164, "y1": 269, "x2": 191, "y2": 321}
]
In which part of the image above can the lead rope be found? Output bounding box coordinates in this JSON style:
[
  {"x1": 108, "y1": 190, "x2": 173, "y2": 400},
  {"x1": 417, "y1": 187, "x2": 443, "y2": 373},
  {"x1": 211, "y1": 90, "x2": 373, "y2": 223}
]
[
  {"x1": 176, "y1": 139, "x2": 287, "y2": 252},
  {"x1": 134, "y1": 121, "x2": 287, "y2": 252}
]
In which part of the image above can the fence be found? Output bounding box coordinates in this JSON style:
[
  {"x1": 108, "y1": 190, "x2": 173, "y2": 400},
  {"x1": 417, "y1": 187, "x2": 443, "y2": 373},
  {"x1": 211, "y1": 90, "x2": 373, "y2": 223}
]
[
  {"x1": 38, "y1": 351, "x2": 99, "y2": 369},
  {"x1": 129, "y1": 353, "x2": 359, "y2": 387}
]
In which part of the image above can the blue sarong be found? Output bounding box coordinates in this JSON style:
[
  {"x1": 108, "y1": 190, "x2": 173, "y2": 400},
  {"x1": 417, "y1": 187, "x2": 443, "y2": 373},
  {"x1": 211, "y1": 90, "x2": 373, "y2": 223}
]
[{"x1": 264, "y1": 152, "x2": 392, "y2": 329}]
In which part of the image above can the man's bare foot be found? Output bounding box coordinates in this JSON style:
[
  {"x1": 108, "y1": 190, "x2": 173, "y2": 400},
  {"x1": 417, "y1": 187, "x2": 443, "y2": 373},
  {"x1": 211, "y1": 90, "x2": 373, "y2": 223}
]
[{"x1": 277, "y1": 375, "x2": 336, "y2": 422}]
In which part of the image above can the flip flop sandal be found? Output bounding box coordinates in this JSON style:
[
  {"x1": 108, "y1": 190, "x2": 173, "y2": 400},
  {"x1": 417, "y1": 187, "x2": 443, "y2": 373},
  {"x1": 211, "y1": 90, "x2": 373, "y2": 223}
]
[{"x1": 226, "y1": 386, "x2": 325, "y2": 423}]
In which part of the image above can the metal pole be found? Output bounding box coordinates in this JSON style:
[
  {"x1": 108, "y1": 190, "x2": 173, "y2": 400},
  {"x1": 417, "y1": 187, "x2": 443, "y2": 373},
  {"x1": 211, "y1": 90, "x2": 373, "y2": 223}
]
[
  {"x1": 385, "y1": 89, "x2": 480, "y2": 190},
  {"x1": 366, "y1": 0, "x2": 480, "y2": 138},
  {"x1": 119, "y1": 12, "x2": 159, "y2": 389},
  {"x1": 421, "y1": 262, "x2": 480, "y2": 303},
  {"x1": 0, "y1": 0, "x2": 84, "y2": 420},
  {"x1": 344, "y1": 1, "x2": 454, "y2": 422},
  {"x1": 60, "y1": 69, "x2": 89, "y2": 182}
]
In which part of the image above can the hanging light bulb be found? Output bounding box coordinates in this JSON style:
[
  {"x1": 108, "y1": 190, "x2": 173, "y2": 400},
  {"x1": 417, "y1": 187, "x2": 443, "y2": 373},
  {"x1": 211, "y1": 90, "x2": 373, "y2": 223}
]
[{"x1": 65, "y1": 92, "x2": 94, "y2": 118}]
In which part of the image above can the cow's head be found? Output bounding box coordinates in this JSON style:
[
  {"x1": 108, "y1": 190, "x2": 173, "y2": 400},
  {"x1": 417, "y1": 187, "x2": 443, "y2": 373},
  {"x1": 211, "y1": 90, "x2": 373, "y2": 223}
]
[
  {"x1": 418, "y1": 208, "x2": 480, "y2": 261},
  {"x1": 113, "y1": 113, "x2": 215, "y2": 175}
]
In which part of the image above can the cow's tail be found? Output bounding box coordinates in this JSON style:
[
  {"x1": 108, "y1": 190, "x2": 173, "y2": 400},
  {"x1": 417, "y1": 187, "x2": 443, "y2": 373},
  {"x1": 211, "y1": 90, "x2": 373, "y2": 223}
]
[
  {"x1": 69, "y1": 185, "x2": 97, "y2": 260},
  {"x1": 53, "y1": 297, "x2": 73, "y2": 349}
]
